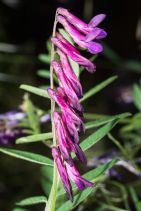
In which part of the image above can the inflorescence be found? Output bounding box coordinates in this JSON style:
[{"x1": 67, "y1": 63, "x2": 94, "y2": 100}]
[{"x1": 48, "y1": 7, "x2": 107, "y2": 201}]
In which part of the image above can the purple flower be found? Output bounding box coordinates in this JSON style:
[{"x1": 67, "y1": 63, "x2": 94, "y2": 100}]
[
  {"x1": 0, "y1": 110, "x2": 27, "y2": 145},
  {"x1": 65, "y1": 162, "x2": 94, "y2": 190},
  {"x1": 53, "y1": 111, "x2": 87, "y2": 164},
  {"x1": 57, "y1": 49, "x2": 83, "y2": 98},
  {"x1": 40, "y1": 114, "x2": 51, "y2": 123},
  {"x1": 52, "y1": 60, "x2": 83, "y2": 112},
  {"x1": 57, "y1": 15, "x2": 103, "y2": 54},
  {"x1": 88, "y1": 14, "x2": 106, "y2": 28},
  {"x1": 0, "y1": 128, "x2": 26, "y2": 145},
  {"x1": 0, "y1": 110, "x2": 26, "y2": 126},
  {"x1": 51, "y1": 33, "x2": 96, "y2": 73},
  {"x1": 57, "y1": 7, "x2": 107, "y2": 36},
  {"x1": 53, "y1": 111, "x2": 73, "y2": 166},
  {"x1": 48, "y1": 88, "x2": 84, "y2": 143},
  {"x1": 52, "y1": 147, "x2": 73, "y2": 201},
  {"x1": 67, "y1": 137, "x2": 87, "y2": 164}
]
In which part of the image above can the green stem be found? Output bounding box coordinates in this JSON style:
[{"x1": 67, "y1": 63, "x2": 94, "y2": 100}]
[{"x1": 45, "y1": 10, "x2": 58, "y2": 211}]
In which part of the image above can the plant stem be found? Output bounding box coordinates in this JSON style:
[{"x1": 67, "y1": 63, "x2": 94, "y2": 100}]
[{"x1": 45, "y1": 10, "x2": 58, "y2": 211}]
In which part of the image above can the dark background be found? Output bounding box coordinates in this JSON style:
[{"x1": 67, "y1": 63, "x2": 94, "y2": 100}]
[{"x1": 0, "y1": 0, "x2": 141, "y2": 210}]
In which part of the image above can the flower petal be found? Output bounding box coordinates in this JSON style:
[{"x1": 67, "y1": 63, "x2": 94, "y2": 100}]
[
  {"x1": 88, "y1": 14, "x2": 106, "y2": 28},
  {"x1": 52, "y1": 147, "x2": 73, "y2": 201}
]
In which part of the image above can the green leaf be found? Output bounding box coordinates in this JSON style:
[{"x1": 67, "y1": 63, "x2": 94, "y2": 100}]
[
  {"x1": 132, "y1": 84, "x2": 141, "y2": 111},
  {"x1": 102, "y1": 43, "x2": 122, "y2": 63},
  {"x1": 0, "y1": 147, "x2": 53, "y2": 167},
  {"x1": 37, "y1": 70, "x2": 58, "y2": 83},
  {"x1": 69, "y1": 58, "x2": 80, "y2": 78},
  {"x1": 123, "y1": 60, "x2": 141, "y2": 73},
  {"x1": 46, "y1": 40, "x2": 52, "y2": 52},
  {"x1": 59, "y1": 28, "x2": 73, "y2": 44},
  {"x1": 38, "y1": 54, "x2": 50, "y2": 64},
  {"x1": 57, "y1": 158, "x2": 118, "y2": 198},
  {"x1": 84, "y1": 113, "x2": 107, "y2": 120},
  {"x1": 12, "y1": 208, "x2": 28, "y2": 211},
  {"x1": 25, "y1": 96, "x2": 40, "y2": 134},
  {"x1": 85, "y1": 112, "x2": 131, "y2": 129},
  {"x1": 37, "y1": 70, "x2": 50, "y2": 78},
  {"x1": 20, "y1": 85, "x2": 49, "y2": 99},
  {"x1": 41, "y1": 166, "x2": 53, "y2": 196},
  {"x1": 80, "y1": 75, "x2": 118, "y2": 102},
  {"x1": 57, "y1": 187, "x2": 97, "y2": 211},
  {"x1": 16, "y1": 132, "x2": 53, "y2": 144},
  {"x1": 80, "y1": 120, "x2": 118, "y2": 152},
  {"x1": 129, "y1": 187, "x2": 141, "y2": 211},
  {"x1": 100, "y1": 204, "x2": 128, "y2": 211},
  {"x1": 16, "y1": 196, "x2": 47, "y2": 206}
]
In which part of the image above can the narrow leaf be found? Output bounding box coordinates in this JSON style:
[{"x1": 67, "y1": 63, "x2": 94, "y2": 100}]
[
  {"x1": 59, "y1": 28, "x2": 73, "y2": 44},
  {"x1": 25, "y1": 96, "x2": 40, "y2": 134},
  {"x1": 69, "y1": 58, "x2": 80, "y2": 78},
  {"x1": 129, "y1": 187, "x2": 141, "y2": 211},
  {"x1": 16, "y1": 196, "x2": 47, "y2": 206},
  {"x1": 20, "y1": 85, "x2": 49, "y2": 98},
  {"x1": 0, "y1": 147, "x2": 53, "y2": 167},
  {"x1": 16, "y1": 133, "x2": 53, "y2": 144},
  {"x1": 102, "y1": 43, "x2": 122, "y2": 62},
  {"x1": 12, "y1": 208, "x2": 27, "y2": 211},
  {"x1": 37, "y1": 70, "x2": 58, "y2": 83},
  {"x1": 38, "y1": 54, "x2": 50, "y2": 64},
  {"x1": 132, "y1": 84, "x2": 141, "y2": 111},
  {"x1": 80, "y1": 76, "x2": 118, "y2": 102},
  {"x1": 57, "y1": 187, "x2": 96, "y2": 211},
  {"x1": 37, "y1": 70, "x2": 50, "y2": 78},
  {"x1": 85, "y1": 112, "x2": 131, "y2": 129},
  {"x1": 80, "y1": 120, "x2": 118, "y2": 152}
]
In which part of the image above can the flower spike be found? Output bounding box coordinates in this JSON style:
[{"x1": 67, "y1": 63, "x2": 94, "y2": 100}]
[{"x1": 49, "y1": 7, "x2": 107, "y2": 201}]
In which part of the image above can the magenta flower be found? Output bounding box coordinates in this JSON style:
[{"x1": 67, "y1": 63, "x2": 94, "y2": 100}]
[
  {"x1": 62, "y1": 111, "x2": 84, "y2": 143},
  {"x1": 48, "y1": 88, "x2": 84, "y2": 143},
  {"x1": 57, "y1": 49, "x2": 83, "y2": 98},
  {"x1": 57, "y1": 15, "x2": 103, "y2": 54},
  {"x1": 57, "y1": 87, "x2": 68, "y2": 100},
  {"x1": 52, "y1": 147, "x2": 73, "y2": 201},
  {"x1": 52, "y1": 60, "x2": 83, "y2": 112},
  {"x1": 67, "y1": 137, "x2": 87, "y2": 164},
  {"x1": 53, "y1": 111, "x2": 87, "y2": 164},
  {"x1": 57, "y1": 7, "x2": 106, "y2": 36},
  {"x1": 51, "y1": 33, "x2": 96, "y2": 73},
  {"x1": 65, "y1": 162, "x2": 94, "y2": 190},
  {"x1": 53, "y1": 111, "x2": 73, "y2": 166},
  {"x1": 85, "y1": 27, "x2": 107, "y2": 42}
]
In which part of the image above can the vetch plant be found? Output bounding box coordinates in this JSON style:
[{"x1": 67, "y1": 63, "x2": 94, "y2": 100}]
[
  {"x1": 46, "y1": 7, "x2": 107, "y2": 210},
  {"x1": 0, "y1": 7, "x2": 132, "y2": 211}
]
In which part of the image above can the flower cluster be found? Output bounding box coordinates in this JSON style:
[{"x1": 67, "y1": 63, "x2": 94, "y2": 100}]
[
  {"x1": 48, "y1": 7, "x2": 107, "y2": 201},
  {"x1": 0, "y1": 110, "x2": 26, "y2": 145},
  {"x1": 0, "y1": 110, "x2": 50, "y2": 145}
]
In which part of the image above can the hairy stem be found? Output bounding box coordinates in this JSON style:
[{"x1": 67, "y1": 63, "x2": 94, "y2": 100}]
[{"x1": 45, "y1": 10, "x2": 58, "y2": 211}]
